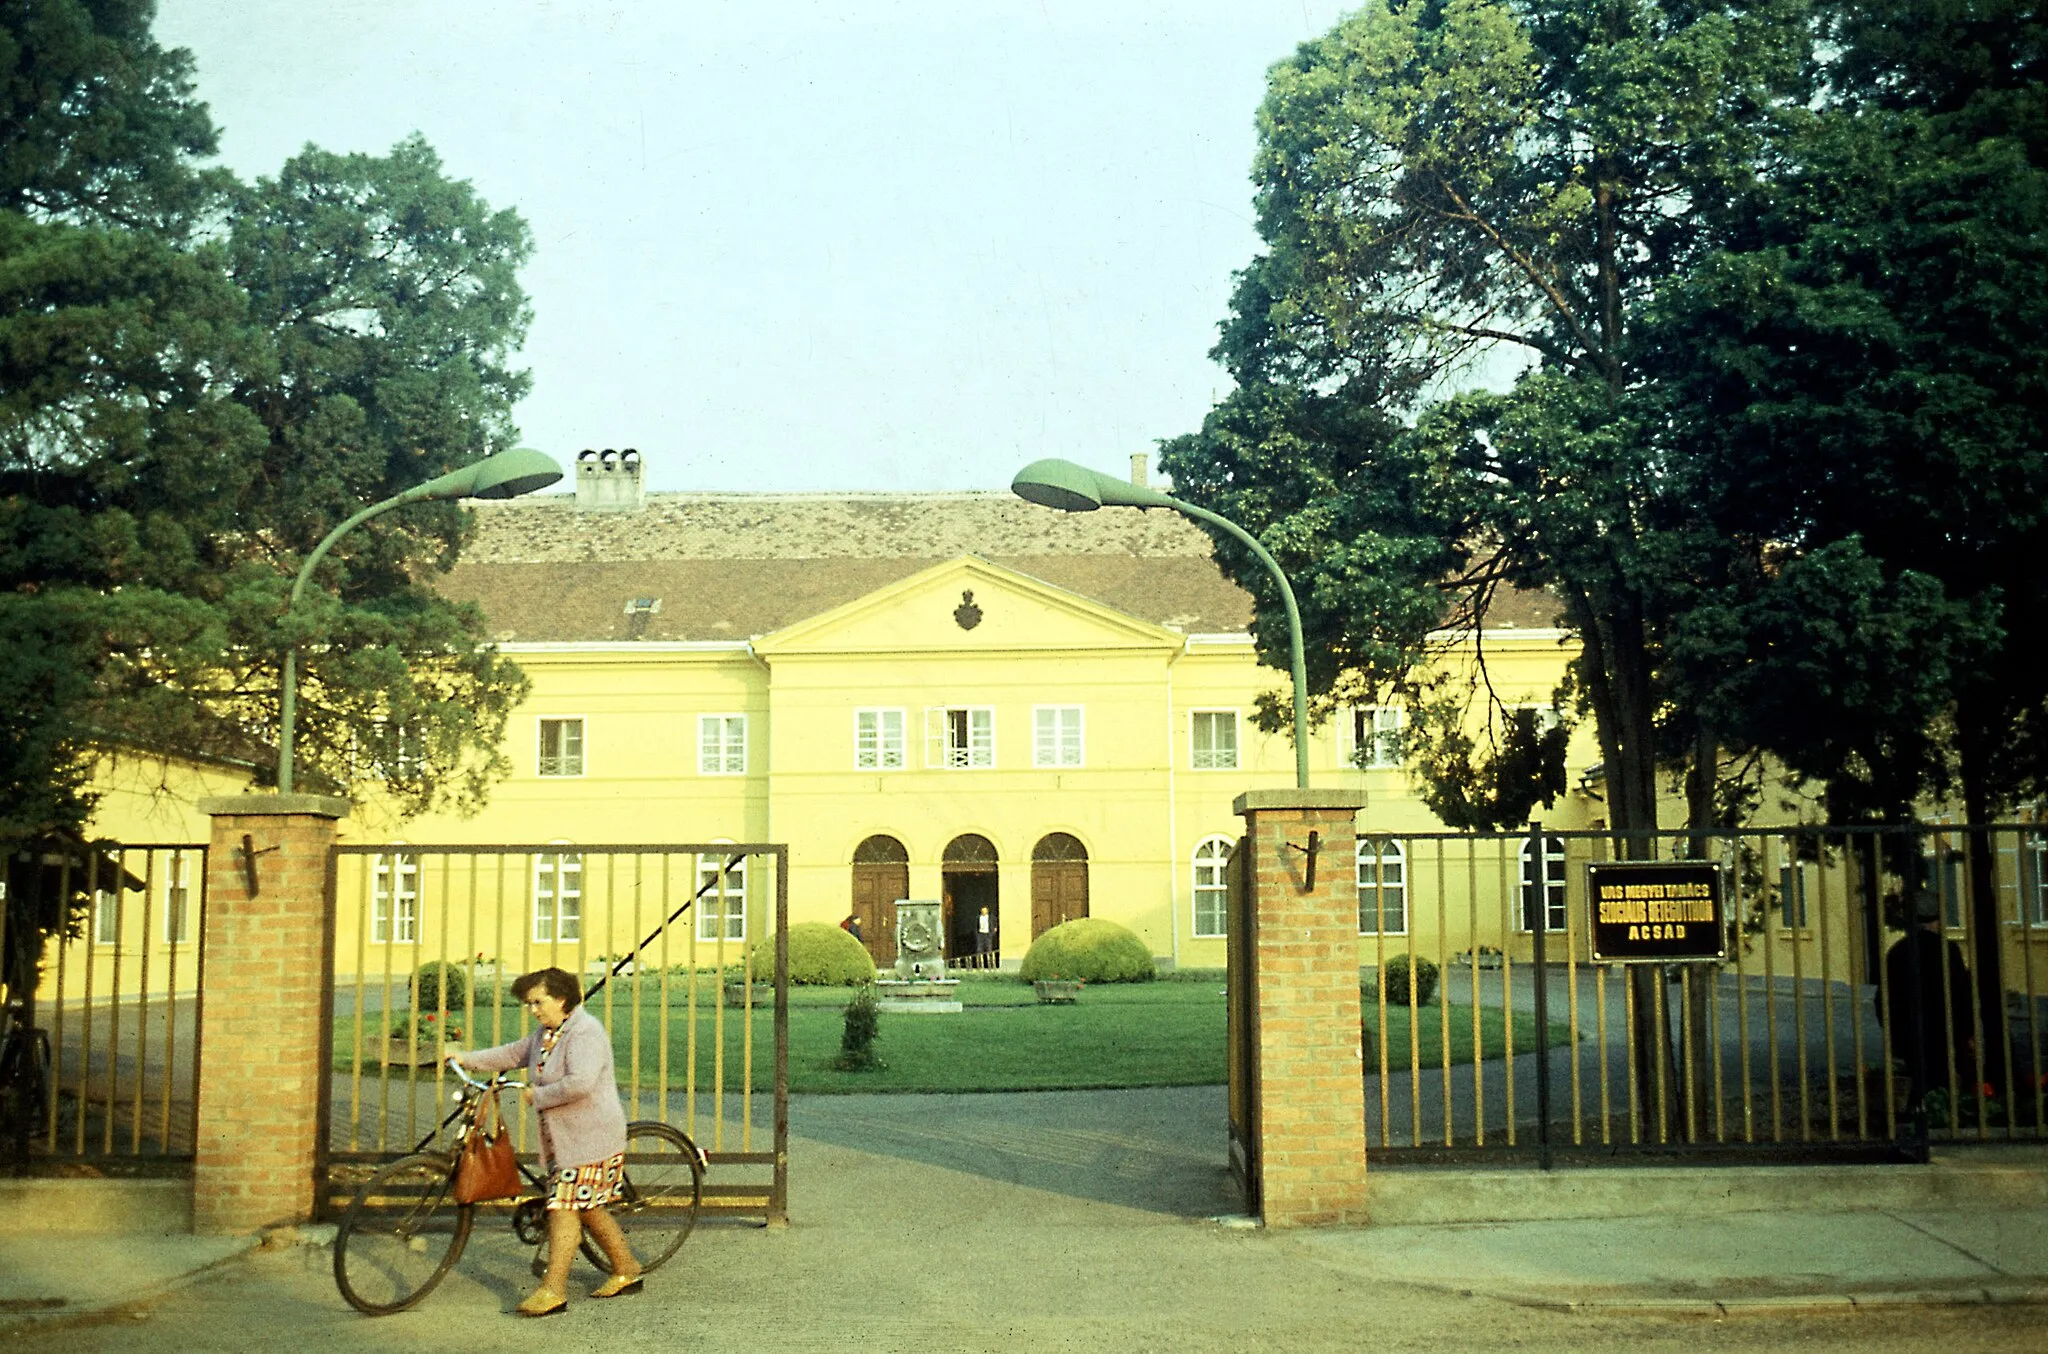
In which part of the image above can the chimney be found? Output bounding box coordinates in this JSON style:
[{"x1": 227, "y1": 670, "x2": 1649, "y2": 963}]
[
  {"x1": 575, "y1": 448, "x2": 645, "y2": 512},
  {"x1": 1130, "y1": 452, "x2": 1148, "y2": 488}
]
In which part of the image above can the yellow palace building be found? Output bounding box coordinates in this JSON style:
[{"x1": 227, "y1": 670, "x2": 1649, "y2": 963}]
[{"x1": 357, "y1": 450, "x2": 1602, "y2": 973}]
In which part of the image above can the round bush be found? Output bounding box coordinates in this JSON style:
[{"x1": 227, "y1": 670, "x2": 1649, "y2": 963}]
[
  {"x1": 1371, "y1": 953, "x2": 1439, "y2": 1007},
  {"x1": 412, "y1": 960, "x2": 468, "y2": 1012},
  {"x1": 747, "y1": 922, "x2": 876, "y2": 985},
  {"x1": 1019, "y1": 918, "x2": 1156, "y2": 984}
]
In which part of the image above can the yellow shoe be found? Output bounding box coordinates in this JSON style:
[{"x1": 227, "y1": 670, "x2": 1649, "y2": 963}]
[
  {"x1": 515, "y1": 1286, "x2": 568, "y2": 1317},
  {"x1": 590, "y1": 1271, "x2": 644, "y2": 1299}
]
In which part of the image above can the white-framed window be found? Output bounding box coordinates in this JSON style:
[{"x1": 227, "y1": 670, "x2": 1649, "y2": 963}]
[
  {"x1": 1033, "y1": 706, "x2": 1084, "y2": 768},
  {"x1": 1515, "y1": 704, "x2": 1562, "y2": 736},
  {"x1": 855, "y1": 708, "x2": 907, "y2": 770},
  {"x1": 1191, "y1": 710, "x2": 1238, "y2": 770},
  {"x1": 699, "y1": 714, "x2": 747, "y2": 775},
  {"x1": 93, "y1": 888, "x2": 120, "y2": 946},
  {"x1": 1192, "y1": 835, "x2": 1235, "y2": 938},
  {"x1": 373, "y1": 852, "x2": 420, "y2": 944},
  {"x1": 1354, "y1": 706, "x2": 1405, "y2": 769},
  {"x1": 1778, "y1": 847, "x2": 1811, "y2": 930},
  {"x1": 1924, "y1": 846, "x2": 1967, "y2": 929},
  {"x1": 2026, "y1": 830, "x2": 2048, "y2": 927},
  {"x1": 533, "y1": 850, "x2": 582, "y2": 944},
  {"x1": 163, "y1": 851, "x2": 194, "y2": 946},
  {"x1": 1518, "y1": 835, "x2": 1567, "y2": 932},
  {"x1": 926, "y1": 706, "x2": 994, "y2": 769},
  {"x1": 538, "y1": 718, "x2": 585, "y2": 777},
  {"x1": 1358, "y1": 838, "x2": 1407, "y2": 934},
  {"x1": 697, "y1": 848, "x2": 748, "y2": 943}
]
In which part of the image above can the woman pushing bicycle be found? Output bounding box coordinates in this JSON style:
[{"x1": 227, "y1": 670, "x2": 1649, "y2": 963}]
[{"x1": 448, "y1": 966, "x2": 643, "y2": 1317}]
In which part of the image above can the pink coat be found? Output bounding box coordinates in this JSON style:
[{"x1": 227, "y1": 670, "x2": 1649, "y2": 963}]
[{"x1": 464, "y1": 1005, "x2": 628, "y2": 1172}]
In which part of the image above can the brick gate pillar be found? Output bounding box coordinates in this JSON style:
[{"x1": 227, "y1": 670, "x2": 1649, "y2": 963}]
[
  {"x1": 192, "y1": 794, "x2": 348, "y2": 1235},
  {"x1": 1234, "y1": 789, "x2": 1369, "y2": 1226}
]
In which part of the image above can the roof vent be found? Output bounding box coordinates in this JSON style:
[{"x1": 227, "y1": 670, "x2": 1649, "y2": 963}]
[
  {"x1": 623, "y1": 595, "x2": 660, "y2": 641},
  {"x1": 575, "y1": 447, "x2": 645, "y2": 512}
]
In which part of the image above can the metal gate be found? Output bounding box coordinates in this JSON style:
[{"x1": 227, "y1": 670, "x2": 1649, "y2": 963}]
[
  {"x1": 1357, "y1": 823, "x2": 2047, "y2": 1164},
  {"x1": 320, "y1": 843, "x2": 788, "y2": 1220},
  {"x1": 5, "y1": 843, "x2": 209, "y2": 1167}
]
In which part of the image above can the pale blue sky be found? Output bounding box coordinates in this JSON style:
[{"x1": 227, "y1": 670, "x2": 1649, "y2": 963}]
[{"x1": 154, "y1": 1, "x2": 1357, "y2": 493}]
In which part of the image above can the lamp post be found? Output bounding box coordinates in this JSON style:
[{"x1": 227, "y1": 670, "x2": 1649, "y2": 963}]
[
  {"x1": 276, "y1": 447, "x2": 563, "y2": 795},
  {"x1": 1011, "y1": 457, "x2": 1311, "y2": 789}
]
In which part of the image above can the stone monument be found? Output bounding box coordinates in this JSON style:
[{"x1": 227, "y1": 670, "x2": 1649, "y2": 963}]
[{"x1": 874, "y1": 898, "x2": 961, "y2": 1013}]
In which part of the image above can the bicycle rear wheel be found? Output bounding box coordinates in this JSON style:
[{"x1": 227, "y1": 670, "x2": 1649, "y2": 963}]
[
  {"x1": 333, "y1": 1153, "x2": 473, "y2": 1315},
  {"x1": 582, "y1": 1120, "x2": 704, "y2": 1274}
]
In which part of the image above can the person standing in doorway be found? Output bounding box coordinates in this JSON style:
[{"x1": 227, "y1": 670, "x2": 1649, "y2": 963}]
[{"x1": 1880, "y1": 891, "x2": 1978, "y2": 1110}]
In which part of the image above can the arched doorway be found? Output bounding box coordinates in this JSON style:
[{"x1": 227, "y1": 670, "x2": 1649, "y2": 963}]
[
  {"x1": 850, "y1": 835, "x2": 908, "y2": 964},
  {"x1": 941, "y1": 834, "x2": 1000, "y2": 964},
  {"x1": 1031, "y1": 833, "x2": 1090, "y2": 938}
]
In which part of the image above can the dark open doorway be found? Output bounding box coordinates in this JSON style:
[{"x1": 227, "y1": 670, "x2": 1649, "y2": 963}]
[{"x1": 941, "y1": 833, "x2": 999, "y2": 964}]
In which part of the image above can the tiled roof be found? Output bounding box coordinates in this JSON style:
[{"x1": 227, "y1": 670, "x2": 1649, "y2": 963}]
[{"x1": 441, "y1": 491, "x2": 1560, "y2": 643}]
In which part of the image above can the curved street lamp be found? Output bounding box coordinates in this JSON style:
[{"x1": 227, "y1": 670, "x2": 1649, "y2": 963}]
[
  {"x1": 1011, "y1": 457, "x2": 1310, "y2": 789},
  {"x1": 277, "y1": 447, "x2": 563, "y2": 795}
]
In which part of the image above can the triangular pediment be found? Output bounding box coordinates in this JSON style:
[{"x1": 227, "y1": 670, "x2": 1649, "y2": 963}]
[{"x1": 752, "y1": 556, "x2": 1183, "y2": 656}]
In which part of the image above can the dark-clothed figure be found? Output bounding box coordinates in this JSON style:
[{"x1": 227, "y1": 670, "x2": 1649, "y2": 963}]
[{"x1": 1880, "y1": 892, "x2": 1977, "y2": 1109}]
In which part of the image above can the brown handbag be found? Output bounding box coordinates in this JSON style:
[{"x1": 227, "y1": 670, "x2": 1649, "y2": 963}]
[{"x1": 452, "y1": 1091, "x2": 522, "y2": 1204}]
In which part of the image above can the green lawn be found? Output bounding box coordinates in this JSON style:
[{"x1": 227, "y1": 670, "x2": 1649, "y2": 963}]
[{"x1": 336, "y1": 975, "x2": 1569, "y2": 1094}]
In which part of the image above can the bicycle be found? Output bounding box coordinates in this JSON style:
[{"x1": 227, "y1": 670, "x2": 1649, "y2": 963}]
[
  {"x1": 332, "y1": 1062, "x2": 707, "y2": 1315},
  {"x1": 0, "y1": 994, "x2": 52, "y2": 1173}
]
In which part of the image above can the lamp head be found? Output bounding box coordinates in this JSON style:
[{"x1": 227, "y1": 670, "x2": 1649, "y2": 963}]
[
  {"x1": 1011, "y1": 458, "x2": 1178, "y2": 513},
  {"x1": 413, "y1": 447, "x2": 564, "y2": 502}
]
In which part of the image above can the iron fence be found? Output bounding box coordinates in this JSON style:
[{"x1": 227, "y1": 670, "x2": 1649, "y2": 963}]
[
  {"x1": 1357, "y1": 823, "x2": 2048, "y2": 1163},
  {"x1": 12, "y1": 844, "x2": 209, "y2": 1164},
  {"x1": 322, "y1": 843, "x2": 788, "y2": 1222}
]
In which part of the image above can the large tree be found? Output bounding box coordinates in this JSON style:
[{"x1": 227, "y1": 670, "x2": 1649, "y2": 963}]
[
  {"x1": 1162, "y1": 0, "x2": 1816, "y2": 844},
  {"x1": 2, "y1": 3, "x2": 535, "y2": 997}
]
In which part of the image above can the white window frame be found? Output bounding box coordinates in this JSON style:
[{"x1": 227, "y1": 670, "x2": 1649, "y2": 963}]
[
  {"x1": 1192, "y1": 835, "x2": 1235, "y2": 939},
  {"x1": 2026, "y1": 830, "x2": 2048, "y2": 928},
  {"x1": 698, "y1": 713, "x2": 748, "y2": 775},
  {"x1": 372, "y1": 851, "x2": 420, "y2": 944},
  {"x1": 854, "y1": 708, "x2": 907, "y2": 770},
  {"x1": 93, "y1": 887, "x2": 120, "y2": 947},
  {"x1": 163, "y1": 851, "x2": 194, "y2": 946},
  {"x1": 1778, "y1": 847, "x2": 1812, "y2": 930},
  {"x1": 1033, "y1": 705, "x2": 1085, "y2": 768},
  {"x1": 1517, "y1": 835, "x2": 1568, "y2": 933},
  {"x1": 1354, "y1": 705, "x2": 1405, "y2": 769},
  {"x1": 533, "y1": 849, "x2": 583, "y2": 944},
  {"x1": 1357, "y1": 838, "x2": 1408, "y2": 935},
  {"x1": 1190, "y1": 710, "x2": 1239, "y2": 771},
  {"x1": 696, "y1": 848, "x2": 748, "y2": 943},
  {"x1": 537, "y1": 717, "x2": 586, "y2": 778},
  {"x1": 925, "y1": 706, "x2": 995, "y2": 769}
]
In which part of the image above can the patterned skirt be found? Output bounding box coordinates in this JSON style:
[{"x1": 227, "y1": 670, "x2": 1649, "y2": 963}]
[{"x1": 545, "y1": 1152, "x2": 626, "y2": 1212}]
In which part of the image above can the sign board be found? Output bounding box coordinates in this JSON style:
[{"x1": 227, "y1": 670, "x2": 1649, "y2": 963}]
[{"x1": 1586, "y1": 861, "x2": 1726, "y2": 963}]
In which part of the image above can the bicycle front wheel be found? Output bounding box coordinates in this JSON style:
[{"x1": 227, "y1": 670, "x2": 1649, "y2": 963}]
[
  {"x1": 585, "y1": 1121, "x2": 704, "y2": 1274},
  {"x1": 333, "y1": 1153, "x2": 473, "y2": 1315}
]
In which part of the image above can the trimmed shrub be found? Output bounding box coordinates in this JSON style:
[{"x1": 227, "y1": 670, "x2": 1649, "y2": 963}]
[
  {"x1": 748, "y1": 922, "x2": 876, "y2": 985},
  {"x1": 833, "y1": 986, "x2": 884, "y2": 1071},
  {"x1": 1019, "y1": 918, "x2": 1156, "y2": 984},
  {"x1": 412, "y1": 961, "x2": 468, "y2": 1013},
  {"x1": 1370, "y1": 954, "x2": 1439, "y2": 1007}
]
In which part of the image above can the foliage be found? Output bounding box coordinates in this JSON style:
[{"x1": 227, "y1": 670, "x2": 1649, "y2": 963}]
[
  {"x1": 832, "y1": 985, "x2": 883, "y2": 1072},
  {"x1": 1018, "y1": 918, "x2": 1156, "y2": 984},
  {"x1": 1368, "y1": 954, "x2": 1439, "y2": 1008},
  {"x1": 1, "y1": 3, "x2": 537, "y2": 994},
  {"x1": 748, "y1": 922, "x2": 876, "y2": 986},
  {"x1": 410, "y1": 960, "x2": 468, "y2": 1014},
  {"x1": 1161, "y1": 0, "x2": 1819, "y2": 839},
  {"x1": 388, "y1": 1009, "x2": 463, "y2": 1044}
]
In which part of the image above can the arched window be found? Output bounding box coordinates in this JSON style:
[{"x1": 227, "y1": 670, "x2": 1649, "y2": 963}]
[
  {"x1": 853, "y1": 834, "x2": 908, "y2": 865},
  {"x1": 1519, "y1": 835, "x2": 1567, "y2": 932},
  {"x1": 1192, "y1": 836, "x2": 1235, "y2": 938},
  {"x1": 1031, "y1": 832, "x2": 1087, "y2": 863},
  {"x1": 1357, "y1": 838, "x2": 1406, "y2": 935}
]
